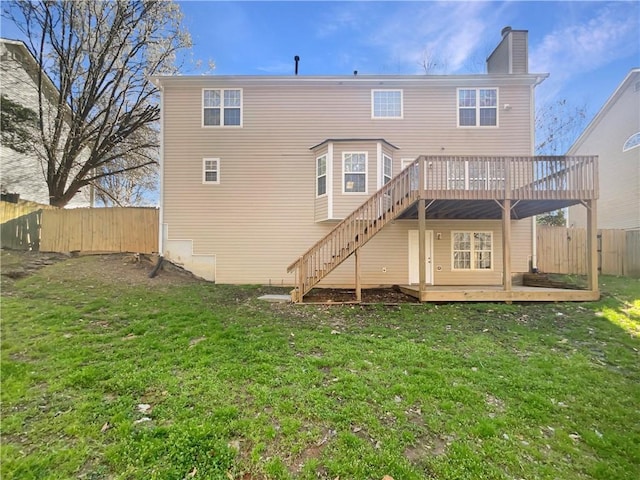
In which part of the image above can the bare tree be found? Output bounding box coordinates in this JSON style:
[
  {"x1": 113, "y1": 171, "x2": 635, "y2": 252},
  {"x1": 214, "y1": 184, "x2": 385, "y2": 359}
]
[
  {"x1": 3, "y1": 0, "x2": 191, "y2": 207},
  {"x1": 535, "y1": 98, "x2": 589, "y2": 226},
  {"x1": 419, "y1": 48, "x2": 448, "y2": 74},
  {"x1": 536, "y1": 99, "x2": 588, "y2": 155}
]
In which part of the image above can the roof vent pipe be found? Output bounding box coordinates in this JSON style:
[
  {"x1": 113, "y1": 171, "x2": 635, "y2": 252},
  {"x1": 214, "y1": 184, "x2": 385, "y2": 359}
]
[{"x1": 294, "y1": 55, "x2": 300, "y2": 75}]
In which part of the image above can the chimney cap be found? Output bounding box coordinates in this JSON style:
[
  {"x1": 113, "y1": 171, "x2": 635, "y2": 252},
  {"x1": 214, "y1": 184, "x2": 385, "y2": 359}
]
[{"x1": 501, "y1": 26, "x2": 512, "y2": 37}]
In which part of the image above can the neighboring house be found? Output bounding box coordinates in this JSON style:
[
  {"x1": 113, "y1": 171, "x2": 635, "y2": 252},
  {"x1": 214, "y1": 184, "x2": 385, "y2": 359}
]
[
  {"x1": 567, "y1": 68, "x2": 640, "y2": 231},
  {"x1": 0, "y1": 38, "x2": 90, "y2": 207},
  {"x1": 152, "y1": 27, "x2": 599, "y2": 302}
]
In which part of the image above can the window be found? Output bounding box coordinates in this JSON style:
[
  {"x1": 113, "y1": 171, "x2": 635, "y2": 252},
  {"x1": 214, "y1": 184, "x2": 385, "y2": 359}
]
[
  {"x1": 447, "y1": 160, "x2": 505, "y2": 190},
  {"x1": 316, "y1": 155, "x2": 327, "y2": 197},
  {"x1": 623, "y1": 132, "x2": 640, "y2": 152},
  {"x1": 203, "y1": 88, "x2": 242, "y2": 126},
  {"x1": 372, "y1": 90, "x2": 403, "y2": 118},
  {"x1": 343, "y1": 152, "x2": 367, "y2": 193},
  {"x1": 382, "y1": 154, "x2": 392, "y2": 185},
  {"x1": 458, "y1": 88, "x2": 497, "y2": 126},
  {"x1": 203, "y1": 158, "x2": 220, "y2": 184},
  {"x1": 452, "y1": 232, "x2": 492, "y2": 270}
]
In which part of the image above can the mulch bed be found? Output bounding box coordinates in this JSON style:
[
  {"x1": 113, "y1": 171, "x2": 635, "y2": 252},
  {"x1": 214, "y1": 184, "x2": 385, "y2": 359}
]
[{"x1": 302, "y1": 287, "x2": 419, "y2": 304}]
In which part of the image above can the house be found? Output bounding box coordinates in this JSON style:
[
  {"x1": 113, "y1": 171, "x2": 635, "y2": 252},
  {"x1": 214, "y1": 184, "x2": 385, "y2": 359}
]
[
  {"x1": 0, "y1": 38, "x2": 90, "y2": 207},
  {"x1": 567, "y1": 68, "x2": 639, "y2": 231},
  {"x1": 151, "y1": 27, "x2": 599, "y2": 302}
]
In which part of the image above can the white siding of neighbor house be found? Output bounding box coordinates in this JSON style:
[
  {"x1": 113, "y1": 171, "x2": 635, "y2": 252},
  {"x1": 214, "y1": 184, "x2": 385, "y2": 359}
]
[
  {"x1": 160, "y1": 76, "x2": 536, "y2": 284},
  {"x1": 568, "y1": 70, "x2": 640, "y2": 231},
  {"x1": 0, "y1": 40, "x2": 90, "y2": 207}
]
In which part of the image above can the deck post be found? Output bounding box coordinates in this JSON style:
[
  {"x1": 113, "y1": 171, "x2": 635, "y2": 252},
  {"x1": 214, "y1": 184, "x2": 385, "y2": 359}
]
[
  {"x1": 296, "y1": 257, "x2": 304, "y2": 303},
  {"x1": 502, "y1": 199, "x2": 512, "y2": 292},
  {"x1": 586, "y1": 199, "x2": 599, "y2": 293},
  {"x1": 418, "y1": 198, "x2": 426, "y2": 293},
  {"x1": 355, "y1": 248, "x2": 362, "y2": 302}
]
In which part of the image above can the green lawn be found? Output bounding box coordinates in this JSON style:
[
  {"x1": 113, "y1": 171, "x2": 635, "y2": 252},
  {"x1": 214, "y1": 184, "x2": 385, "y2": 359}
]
[{"x1": 1, "y1": 254, "x2": 639, "y2": 479}]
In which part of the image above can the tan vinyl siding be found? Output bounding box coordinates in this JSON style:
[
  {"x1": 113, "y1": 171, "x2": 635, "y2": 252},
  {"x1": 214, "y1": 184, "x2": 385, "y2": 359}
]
[
  {"x1": 315, "y1": 196, "x2": 328, "y2": 221},
  {"x1": 318, "y1": 219, "x2": 532, "y2": 287},
  {"x1": 161, "y1": 77, "x2": 535, "y2": 284}
]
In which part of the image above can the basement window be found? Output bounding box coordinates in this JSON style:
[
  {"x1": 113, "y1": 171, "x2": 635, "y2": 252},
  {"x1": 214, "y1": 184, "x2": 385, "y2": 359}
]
[
  {"x1": 452, "y1": 231, "x2": 493, "y2": 270},
  {"x1": 458, "y1": 88, "x2": 497, "y2": 127},
  {"x1": 203, "y1": 88, "x2": 242, "y2": 127},
  {"x1": 203, "y1": 158, "x2": 220, "y2": 184}
]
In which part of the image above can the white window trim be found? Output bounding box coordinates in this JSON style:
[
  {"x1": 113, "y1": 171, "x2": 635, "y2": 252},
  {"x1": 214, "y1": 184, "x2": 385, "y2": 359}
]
[
  {"x1": 623, "y1": 132, "x2": 640, "y2": 152},
  {"x1": 342, "y1": 151, "x2": 368, "y2": 194},
  {"x1": 202, "y1": 88, "x2": 243, "y2": 128},
  {"x1": 371, "y1": 89, "x2": 403, "y2": 119},
  {"x1": 316, "y1": 154, "x2": 327, "y2": 198},
  {"x1": 382, "y1": 153, "x2": 393, "y2": 185},
  {"x1": 451, "y1": 231, "x2": 494, "y2": 271},
  {"x1": 456, "y1": 88, "x2": 498, "y2": 128},
  {"x1": 203, "y1": 158, "x2": 220, "y2": 184}
]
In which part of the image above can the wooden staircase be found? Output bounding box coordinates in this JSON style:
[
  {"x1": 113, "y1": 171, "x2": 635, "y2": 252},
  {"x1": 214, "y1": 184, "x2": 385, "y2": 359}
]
[{"x1": 287, "y1": 161, "x2": 420, "y2": 302}]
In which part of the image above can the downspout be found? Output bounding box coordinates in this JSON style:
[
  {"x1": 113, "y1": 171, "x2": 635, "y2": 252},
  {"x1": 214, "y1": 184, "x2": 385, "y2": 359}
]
[{"x1": 150, "y1": 78, "x2": 165, "y2": 277}]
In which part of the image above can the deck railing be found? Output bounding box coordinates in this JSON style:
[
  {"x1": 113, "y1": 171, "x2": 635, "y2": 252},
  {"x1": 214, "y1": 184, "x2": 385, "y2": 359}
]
[
  {"x1": 288, "y1": 155, "x2": 597, "y2": 301},
  {"x1": 419, "y1": 155, "x2": 598, "y2": 200}
]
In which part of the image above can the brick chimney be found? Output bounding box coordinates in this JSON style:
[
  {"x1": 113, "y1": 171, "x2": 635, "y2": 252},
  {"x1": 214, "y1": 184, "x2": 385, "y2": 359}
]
[{"x1": 487, "y1": 26, "x2": 529, "y2": 74}]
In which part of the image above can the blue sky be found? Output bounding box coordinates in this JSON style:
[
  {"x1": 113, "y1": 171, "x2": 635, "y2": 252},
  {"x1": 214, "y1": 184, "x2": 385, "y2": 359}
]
[{"x1": 177, "y1": 0, "x2": 639, "y2": 122}]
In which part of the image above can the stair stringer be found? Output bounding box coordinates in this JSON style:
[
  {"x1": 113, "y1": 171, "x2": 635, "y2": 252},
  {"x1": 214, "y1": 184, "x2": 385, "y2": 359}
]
[{"x1": 287, "y1": 162, "x2": 420, "y2": 301}]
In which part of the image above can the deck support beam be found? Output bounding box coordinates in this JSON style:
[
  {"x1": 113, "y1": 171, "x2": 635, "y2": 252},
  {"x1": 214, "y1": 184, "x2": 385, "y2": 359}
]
[
  {"x1": 355, "y1": 248, "x2": 362, "y2": 302},
  {"x1": 418, "y1": 198, "x2": 426, "y2": 292},
  {"x1": 586, "y1": 199, "x2": 598, "y2": 293},
  {"x1": 502, "y1": 199, "x2": 512, "y2": 292}
]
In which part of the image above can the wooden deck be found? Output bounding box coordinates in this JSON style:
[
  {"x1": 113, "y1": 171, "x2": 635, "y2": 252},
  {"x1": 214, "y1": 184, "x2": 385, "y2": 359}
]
[
  {"x1": 289, "y1": 155, "x2": 599, "y2": 303},
  {"x1": 399, "y1": 285, "x2": 600, "y2": 302}
]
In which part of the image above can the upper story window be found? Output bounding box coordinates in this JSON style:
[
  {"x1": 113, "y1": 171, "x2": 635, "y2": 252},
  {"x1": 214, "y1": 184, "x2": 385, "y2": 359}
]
[
  {"x1": 452, "y1": 231, "x2": 493, "y2": 270},
  {"x1": 316, "y1": 154, "x2": 327, "y2": 197},
  {"x1": 343, "y1": 152, "x2": 367, "y2": 193},
  {"x1": 458, "y1": 88, "x2": 497, "y2": 127},
  {"x1": 372, "y1": 90, "x2": 403, "y2": 118},
  {"x1": 623, "y1": 132, "x2": 640, "y2": 152},
  {"x1": 203, "y1": 89, "x2": 242, "y2": 127},
  {"x1": 203, "y1": 158, "x2": 220, "y2": 184}
]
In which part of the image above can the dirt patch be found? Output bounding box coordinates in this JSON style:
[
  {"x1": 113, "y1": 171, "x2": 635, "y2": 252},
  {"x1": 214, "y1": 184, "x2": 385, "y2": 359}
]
[
  {"x1": 1, "y1": 249, "x2": 202, "y2": 293},
  {"x1": 404, "y1": 434, "x2": 453, "y2": 462},
  {"x1": 303, "y1": 287, "x2": 419, "y2": 304}
]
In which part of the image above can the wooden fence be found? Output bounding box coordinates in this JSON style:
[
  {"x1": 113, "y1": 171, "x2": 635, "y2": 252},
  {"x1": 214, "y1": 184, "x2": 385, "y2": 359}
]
[
  {"x1": 0, "y1": 200, "x2": 56, "y2": 250},
  {"x1": 0, "y1": 199, "x2": 56, "y2": 224},
  {"x1": 38, "y1": 207, "x2": 159, "y2": 254},
  {"x1": 537, "y1": 226, "x2": 640, "y2": 278}
]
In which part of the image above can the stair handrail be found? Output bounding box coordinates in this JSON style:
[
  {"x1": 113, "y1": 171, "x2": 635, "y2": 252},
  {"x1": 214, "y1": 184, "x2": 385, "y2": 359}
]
[{"x1": 287, "y1": 159, "x2": 422, "y2": 299}]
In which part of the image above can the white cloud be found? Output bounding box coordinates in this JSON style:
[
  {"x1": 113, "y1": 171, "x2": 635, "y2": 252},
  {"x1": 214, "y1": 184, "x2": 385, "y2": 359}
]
[
  {"x1": 530, "y1": 3, "x2": 639, "y2": 100},
  {"x1": 316, "y1": 1, "x2": 511, "y2": 74}
]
